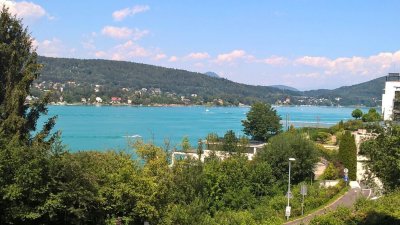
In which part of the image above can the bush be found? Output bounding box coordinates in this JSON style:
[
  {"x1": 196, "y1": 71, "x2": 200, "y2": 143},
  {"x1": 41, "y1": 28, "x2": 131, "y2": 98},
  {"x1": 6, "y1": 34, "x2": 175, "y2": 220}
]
[
  {"x1": 213, "y1": 210, "x2": 257, "y2": 225},
  {"x1": 321, "y1": 162, "x2": 339, "y2": 180},
  {"x1": 312, "y1": 132, "x2": 331, "y2": 144},
  {"x1": 362, "y1": 108, "x2": 381, "y2": 122}
]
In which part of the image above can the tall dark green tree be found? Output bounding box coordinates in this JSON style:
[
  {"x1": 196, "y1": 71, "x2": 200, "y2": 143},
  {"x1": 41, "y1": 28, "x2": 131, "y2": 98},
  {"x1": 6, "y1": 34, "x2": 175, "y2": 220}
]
[
  {"x1": 0, "y1": 7, "x2": 57, "y2": 224},
  {"x1": 338, "y1": 131, "x2": 357, "y2": 180},
  {"x1": 242, "y1": 102, "x2": 282, "y2": 141},
  {"x1": 0, "y1": 7, "x2": 56, "y2": 145}
]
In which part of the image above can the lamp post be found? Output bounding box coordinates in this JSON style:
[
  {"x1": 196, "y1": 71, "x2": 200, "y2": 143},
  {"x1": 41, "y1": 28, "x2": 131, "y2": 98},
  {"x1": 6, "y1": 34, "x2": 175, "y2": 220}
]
[{"x1": 286, "y1": 158, "x2": 296, "y2": 221}]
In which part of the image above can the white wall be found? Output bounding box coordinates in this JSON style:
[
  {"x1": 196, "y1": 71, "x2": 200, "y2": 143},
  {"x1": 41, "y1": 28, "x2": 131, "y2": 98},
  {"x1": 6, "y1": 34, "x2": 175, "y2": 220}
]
[{"x1": 382, "y1": 81, "x2": 400, "y2": 120}]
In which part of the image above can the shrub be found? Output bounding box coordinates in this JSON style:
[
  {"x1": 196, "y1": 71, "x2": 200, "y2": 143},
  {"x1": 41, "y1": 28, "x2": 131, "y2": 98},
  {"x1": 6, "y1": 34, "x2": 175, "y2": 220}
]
[
  {"x1": 312, "y1": 132, "x2": 331, "y2": 144},
  {"x1": 321, "y1": 162, "x2": 339, "y2": 180}
]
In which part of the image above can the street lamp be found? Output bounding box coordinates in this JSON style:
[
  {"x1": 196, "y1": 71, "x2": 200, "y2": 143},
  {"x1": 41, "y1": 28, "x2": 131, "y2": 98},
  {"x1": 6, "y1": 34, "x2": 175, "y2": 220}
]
[{"x1": 286, "y1": 157, "x2": 296, "y2": 220}]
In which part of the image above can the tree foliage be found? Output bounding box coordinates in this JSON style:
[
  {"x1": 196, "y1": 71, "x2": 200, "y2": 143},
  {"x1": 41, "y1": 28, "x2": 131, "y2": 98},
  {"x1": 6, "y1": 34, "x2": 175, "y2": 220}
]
[
  {"x1": 338, "y1": 131, "x2": 357, "y2": 180},
  {"x1": 360, "y1": 125, "x2": 400, "y2": 191},
  {"x1": 181, "y1": 136, "x2": 191, "y2": 152},
  {"x1": 0, "y1": 7, "x2": 57, "y2": 224},
  {"x1": 0, "y1": 7, "x2": 56, "y2": 145},
  {"x1": 222, "y1": 130, "x2": 238, "y2": 154},
  {"x1": 242, "y1": 102, "x2": 282, "y2": 141},
  {"x1": 321, "y1": 162, "x2": 339, "y2": 180},
  {"x1": 362, "y1": 108, "x2": 381, "y2": 122},
  {"x1": 351, "y1": 108, "x2": 363, "y2": 119},
  {"x1": 256, "y1": 132, "x2": 319, "y2": 184}
]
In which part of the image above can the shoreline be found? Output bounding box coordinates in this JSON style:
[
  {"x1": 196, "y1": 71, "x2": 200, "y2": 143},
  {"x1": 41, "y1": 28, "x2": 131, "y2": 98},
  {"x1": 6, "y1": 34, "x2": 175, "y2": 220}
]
[{"x1": 48, "y1": 102, "x2": 378, "y2": 108}]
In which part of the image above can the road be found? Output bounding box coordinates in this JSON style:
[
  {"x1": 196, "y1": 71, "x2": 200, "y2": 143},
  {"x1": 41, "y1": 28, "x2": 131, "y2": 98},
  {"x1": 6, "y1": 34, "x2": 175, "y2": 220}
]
[{"x1": 284, "y1": 185, "x2": 365, "y2": 225}]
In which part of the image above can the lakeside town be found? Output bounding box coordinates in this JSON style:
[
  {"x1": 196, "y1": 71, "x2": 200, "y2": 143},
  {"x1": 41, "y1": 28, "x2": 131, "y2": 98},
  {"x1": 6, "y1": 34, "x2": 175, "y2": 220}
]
[{"x1": 29, "y1": 80, "x2": 366, "y2": 107}]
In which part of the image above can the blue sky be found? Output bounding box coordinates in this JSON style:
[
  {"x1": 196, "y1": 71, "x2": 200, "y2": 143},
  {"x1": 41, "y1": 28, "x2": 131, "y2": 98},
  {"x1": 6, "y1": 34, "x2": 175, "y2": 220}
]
[{"x1": 2, "y1": 0, "x2": 400, "y2": 90}]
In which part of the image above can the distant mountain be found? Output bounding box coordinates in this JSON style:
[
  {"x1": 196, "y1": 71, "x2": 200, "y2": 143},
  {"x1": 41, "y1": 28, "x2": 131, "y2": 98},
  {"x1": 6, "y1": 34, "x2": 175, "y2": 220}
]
[
  {"x1": 304, "y1": 76, "x2": 386, "y2": 106},
  {"x1": 269, "y1": 85, "x2": 299, "y2": 92},
  {"x1": 204, "y1": 71, "x2": 220, "y2": 78},
  {"x1": 36, "y1": 56, "x2": 297, "y2": 105}
]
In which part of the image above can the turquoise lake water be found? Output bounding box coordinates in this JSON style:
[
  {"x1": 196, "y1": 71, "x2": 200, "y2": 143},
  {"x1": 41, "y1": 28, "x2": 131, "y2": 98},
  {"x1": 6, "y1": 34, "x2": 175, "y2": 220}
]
[{"x1": 40, "y1": 106, "x2": 370, "y2": 151}]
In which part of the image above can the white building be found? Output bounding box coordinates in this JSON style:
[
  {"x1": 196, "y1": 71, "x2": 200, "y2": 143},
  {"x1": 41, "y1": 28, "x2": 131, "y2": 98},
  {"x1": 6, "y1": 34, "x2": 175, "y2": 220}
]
[
  {"x1": 95, "y1": 97, "x2": 103, "y2": 103},
  {"x1": 382, "y1": 73, "x2": 400, "y2": 120}
]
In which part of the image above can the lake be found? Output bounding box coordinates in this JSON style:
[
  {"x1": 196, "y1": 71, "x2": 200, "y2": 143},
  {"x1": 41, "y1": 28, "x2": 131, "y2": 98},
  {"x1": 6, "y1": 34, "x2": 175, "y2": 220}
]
[{"x1": 40, "y1": 105, "x2": 370, "y2": 151}]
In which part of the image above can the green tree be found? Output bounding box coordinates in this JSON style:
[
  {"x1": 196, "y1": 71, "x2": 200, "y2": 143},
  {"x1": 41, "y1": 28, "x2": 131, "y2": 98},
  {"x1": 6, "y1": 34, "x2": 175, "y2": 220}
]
[
  {"x1": 242, "y1": 102, "x2": 282, "y2": 141},
  {"x1": 237, "y1": 136, "x2": 250, "y2": 154},
  {"x1": 338, "y1": 131, "x2": 357, "y2": 180},
  {"x1": 222, "y1": 130, "x2": 238, "y2": 154},
  {"x1": 197, "y1": 138, "x2": 203, "y2": 159},
  {"x1": 181, "y1": 136, "x2": 191, "y2": 152},
  {"x1": 256, "y1": 132, "x2": 319, "y2": 184},
  {"x1": 360, "y1": 125, "x2": 400, "y2": 191},
  {"x1": 351, "y1": 108, "x2": 363, "y2": 120},
  {"x1": 362, "y1": 108, "x2": 381, "y2": 122},
  {"x1": 206, "y1": 133, "x2": 219, "y2": 151},
  {"x1": 0, "y1": 7, "x2": 58, "y2": 224}
]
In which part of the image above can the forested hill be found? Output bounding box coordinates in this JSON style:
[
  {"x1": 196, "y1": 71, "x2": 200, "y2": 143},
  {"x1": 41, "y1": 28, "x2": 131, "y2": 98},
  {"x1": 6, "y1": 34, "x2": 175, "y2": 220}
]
[
  {"x1": 35, "y1": 56, "x2": 386, "y2": 106},
  {"x1": 36, "y1": 56, "x2": 299, "y2": 105},
  {"x1": 304, "y1": 76, "x2": 386, "y2": 106}
]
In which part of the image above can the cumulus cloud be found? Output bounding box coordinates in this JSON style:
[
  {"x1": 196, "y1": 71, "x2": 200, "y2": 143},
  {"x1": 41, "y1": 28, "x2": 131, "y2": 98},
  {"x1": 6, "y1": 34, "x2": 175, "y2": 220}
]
[
  {"x1": 0, "y1": 0, "x2": 51, "y2": 20},
  {"x1": 215, "y1": 50, "x2": 246, "y2": 63},
  {"x1": 153, "y1": 53, "x2": 167, "y2": 60},
  {"x1": 295, "y1": 56, "x2": 332, "y2": 68},
  {"x1": 101, "y1": 26, "x2": 149, "y2": 40},
  {"x1": 32, "y1": 38, "x2": 66, "y2": 57},
  {"x1": 93, "y1": 40, "x2": 151, "y2": 61},
  {"x1": 168, "y1": 56, "x2": 178, "y2": 62},
  {"x1": 186, "y1": 52, "x2": 210, "y2": 60},
  {"x1": 112, "y1": 5, "x2": 150, "y2": 21},
  {"x1": 262, "y1": 56, "x2": 289, "y2": 65},
  {"x1": 95, "y1": 51, "x2": 107, "y2": 58},
  {"x1": 295, "y1": 50, "x2": 400, "y2": 77}
]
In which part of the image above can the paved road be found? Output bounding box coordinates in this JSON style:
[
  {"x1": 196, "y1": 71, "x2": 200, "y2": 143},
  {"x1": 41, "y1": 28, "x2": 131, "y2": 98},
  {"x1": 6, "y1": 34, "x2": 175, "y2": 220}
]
[{"x1": 284, "y1": 187, "x2": 364, "y2": 225}]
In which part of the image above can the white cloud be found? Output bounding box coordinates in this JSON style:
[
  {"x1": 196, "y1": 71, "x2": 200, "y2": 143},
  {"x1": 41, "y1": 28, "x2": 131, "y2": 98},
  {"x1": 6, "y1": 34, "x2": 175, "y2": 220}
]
[
  {"x1": 186, "y1": 52, "x2": 210, "y2": 60},
  {"x1": 153, "y1": 53, "x2": 167, "y2": 60},
  {"x1": 94, "y1": 40, "x2": 151, "y2": 61},
  {"x1": 295, "y1": 50, "x2": 400, "y2": 77},
  {"x1": 111, "y1": 40, "x2": 149, "y2": 60},
  {"x1": 295, "y1": 56, "x2": 332, "y2": 68},
  {"x1": 0, "y1": 0, "x2": 51, "y2": 20},
  {"x1": 95, "y1": 51, "x2": 107, "y2": 58},
  {"x1": 168, "y1": 56, "x2": 178, "y2": 62},
  {"x1": 32, "y1": 38, "x2": 66, "y2": 57},
  {"x1": 112, "y1": 5, "x2": 150, "y2": 21},
  {"x1": 262, "y1": 56, "x2": 289, "y2": 65},
  {"x1": 101, "y1": 26, "x2": 149, "y2": 40},
  {"x1": 215, "y1": 50, "x2": 248, "y2": 63}
]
